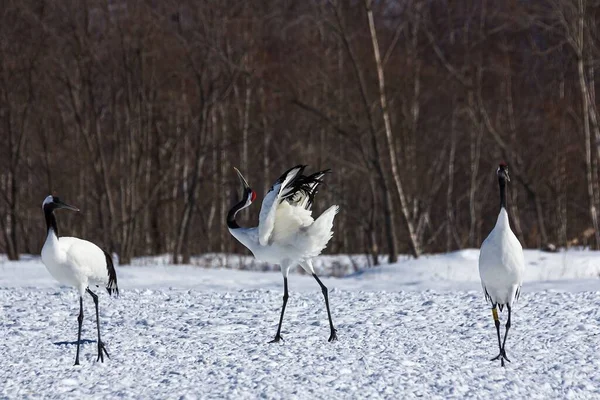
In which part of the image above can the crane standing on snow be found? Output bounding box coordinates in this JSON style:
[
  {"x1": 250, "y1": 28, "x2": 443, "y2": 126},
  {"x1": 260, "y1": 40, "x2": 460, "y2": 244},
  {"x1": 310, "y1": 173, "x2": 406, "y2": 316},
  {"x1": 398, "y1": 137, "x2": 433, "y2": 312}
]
[
  {"x1": 227, "y1": 165, "x2": 339, "y2": 343},
  {"x1": 478, "y1": 163, "x2": 525, "y2": 367},
  {"x1": 40, "y1": 195, "x2": 119, "y2": 365}
]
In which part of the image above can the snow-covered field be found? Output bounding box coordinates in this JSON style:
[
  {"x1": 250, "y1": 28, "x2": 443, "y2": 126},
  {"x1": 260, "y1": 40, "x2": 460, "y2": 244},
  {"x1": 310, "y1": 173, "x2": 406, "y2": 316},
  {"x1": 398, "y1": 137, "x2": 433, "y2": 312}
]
[{"x1": 1, "y1": 249, "x2": 599, "y2": 399}]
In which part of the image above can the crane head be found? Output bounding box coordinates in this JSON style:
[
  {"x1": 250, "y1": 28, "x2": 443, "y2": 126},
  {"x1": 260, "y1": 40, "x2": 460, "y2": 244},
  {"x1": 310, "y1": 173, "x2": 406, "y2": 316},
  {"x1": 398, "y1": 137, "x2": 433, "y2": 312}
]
[
  {"x1": 233, "y1": 168, "x2": 256, "y2": 206},
  {"x1": 497, "y1": 162, "x2": 510, "y2": 182},
  {"x1": 42, "y1": 195, "x2": 80, "y2": 212}
]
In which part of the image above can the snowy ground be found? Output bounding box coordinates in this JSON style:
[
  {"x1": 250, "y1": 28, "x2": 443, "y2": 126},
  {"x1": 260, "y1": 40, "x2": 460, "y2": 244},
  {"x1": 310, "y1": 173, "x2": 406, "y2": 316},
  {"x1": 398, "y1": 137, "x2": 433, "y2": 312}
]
[{"x1": 1, "y1": 250, "x2": 599, "y2": 399}]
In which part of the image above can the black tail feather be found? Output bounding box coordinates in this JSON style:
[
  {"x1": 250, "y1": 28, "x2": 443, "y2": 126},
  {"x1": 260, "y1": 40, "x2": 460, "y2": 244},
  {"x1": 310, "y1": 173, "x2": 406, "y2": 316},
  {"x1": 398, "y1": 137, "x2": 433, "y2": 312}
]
[{"x1": 103, "y1": 250, "x2": 119, "y2": 297}]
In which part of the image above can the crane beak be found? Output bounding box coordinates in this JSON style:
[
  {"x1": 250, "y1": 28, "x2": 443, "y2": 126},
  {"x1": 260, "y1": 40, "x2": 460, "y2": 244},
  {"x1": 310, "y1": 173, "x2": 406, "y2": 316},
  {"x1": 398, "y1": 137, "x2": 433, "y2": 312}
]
[
  {"x1": 234, "y1": 167, "x2": 250, "y2": 190},
  {"x1": 55, "y1": 199, "x2": 80, "y2": 212}
]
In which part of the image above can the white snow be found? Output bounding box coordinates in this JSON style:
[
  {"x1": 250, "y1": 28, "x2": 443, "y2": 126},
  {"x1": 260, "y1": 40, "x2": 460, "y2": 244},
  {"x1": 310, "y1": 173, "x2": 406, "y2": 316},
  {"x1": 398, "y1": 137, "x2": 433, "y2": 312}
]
[{"x1": 1, "y1": 249, "x2": 599, "y2": 398}]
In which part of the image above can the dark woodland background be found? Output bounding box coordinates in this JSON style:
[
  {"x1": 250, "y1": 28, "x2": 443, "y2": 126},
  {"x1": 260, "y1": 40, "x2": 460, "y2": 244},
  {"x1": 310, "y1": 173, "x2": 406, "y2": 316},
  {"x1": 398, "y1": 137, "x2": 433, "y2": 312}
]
[{"x1": 2, "y1": 0, "x2": 600, "y2": 265}]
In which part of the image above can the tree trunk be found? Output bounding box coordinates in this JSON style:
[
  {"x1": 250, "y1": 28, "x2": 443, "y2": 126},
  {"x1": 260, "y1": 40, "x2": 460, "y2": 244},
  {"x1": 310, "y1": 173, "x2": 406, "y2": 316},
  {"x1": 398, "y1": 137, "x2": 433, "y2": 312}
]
[
  {"x1": 576, "y1": 0, "x2": 600, "y2": 249},
  {"x1": 467, "y1": 91, "x2": 483, "y2": 248},
  {"x1": 367, "y1": 175, "x2": 380, "y2": 266},
  {"x1": 503, "y1": 50, "x2": 527, "y2": 245},
  {"x1": 446, "y1": 99, "x2": 458, "y2": 252},
  {"x1": 173, "y1": 107, "x2": 208, "y2": 264},
  {"x1": 365, "y1": 0, "x2": 420, "y2": 258}
]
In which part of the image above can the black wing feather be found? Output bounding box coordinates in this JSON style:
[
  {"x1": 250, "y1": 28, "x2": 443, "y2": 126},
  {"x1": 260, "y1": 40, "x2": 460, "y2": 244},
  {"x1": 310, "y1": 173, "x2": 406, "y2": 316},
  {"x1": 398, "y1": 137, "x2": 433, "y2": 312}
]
[
  {"x1": 284, "y1": 170, "x2": 331, "y2": 209},
  {"x1": 268, "y1": 165, "x2": 331, "y2": 210}
]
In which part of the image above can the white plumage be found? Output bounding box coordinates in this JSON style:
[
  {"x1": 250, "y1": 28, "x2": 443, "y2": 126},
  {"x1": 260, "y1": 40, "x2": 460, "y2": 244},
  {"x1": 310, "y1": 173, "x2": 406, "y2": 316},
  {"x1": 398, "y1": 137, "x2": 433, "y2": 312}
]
[
  {"x1": 229, "y1": 166, "x2": 339, "y2": 272},
  {"x1": 40, "y1": 195, "x2": 118, "y2": 365},
  {"x1": 478, "y1": 163, "x2": 524, "y2": 367},
  {"x1": 479, "y1": 209, "x2": 524, "y2": 306},
  {"x1": 258, "y1": 167, "x2": 301, "y2": 246},
  {"x1": 42, "y1": 235, "x2": 116, "y2": 295},
  {"x1": 227, "y1": 165, "x2": 339, "y2": 342}
]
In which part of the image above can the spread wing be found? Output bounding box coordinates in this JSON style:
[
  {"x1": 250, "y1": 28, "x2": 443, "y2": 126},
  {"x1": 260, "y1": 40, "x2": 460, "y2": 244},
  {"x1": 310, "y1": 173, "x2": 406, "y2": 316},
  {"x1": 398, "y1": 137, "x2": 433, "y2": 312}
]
[
  {"x1": 258, "y1": 165, "x2": 305, "y2": 246},
  {"x1": 288, "y1": 170, "x2": 330, "y2": 210}
]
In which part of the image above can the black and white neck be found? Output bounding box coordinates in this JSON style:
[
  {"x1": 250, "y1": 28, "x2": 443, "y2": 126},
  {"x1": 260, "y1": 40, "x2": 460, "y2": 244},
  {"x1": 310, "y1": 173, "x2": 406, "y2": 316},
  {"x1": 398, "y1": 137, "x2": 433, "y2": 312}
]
[
  {"x1": 227, "y1": 168, "x2": 256, "y2": 230},
  {"x1": 497, "y1": 163, "x2": 510, "y2": 210},
  {"x1": 227, "y1": 201, "x2": 244, "y2": 230},
  {"x1": 227, "y1": 191, "x2": 254, "y2": 230},
  {"x1": 498, "y1": 176, "x2": 506, "y2": 209},
  {"x1": 42, "y1": 195, "x2": 60, "y2": 237},
  {"x1": 44, "y1": 206, "x2": 59, "y2": 237}
]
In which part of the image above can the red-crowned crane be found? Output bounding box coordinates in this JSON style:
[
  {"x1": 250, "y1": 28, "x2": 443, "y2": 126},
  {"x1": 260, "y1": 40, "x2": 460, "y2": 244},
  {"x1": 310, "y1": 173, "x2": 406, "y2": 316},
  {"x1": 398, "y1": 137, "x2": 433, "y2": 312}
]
[
  {"x1": 478, "y1": 163, "x2": 525, "y2": 367},
  {"x1": 227, "y1": 165, "x2": 339, "y2": 343},
  {"x1": 40, "y1": 195, "x2": 118, "y2": 365}
]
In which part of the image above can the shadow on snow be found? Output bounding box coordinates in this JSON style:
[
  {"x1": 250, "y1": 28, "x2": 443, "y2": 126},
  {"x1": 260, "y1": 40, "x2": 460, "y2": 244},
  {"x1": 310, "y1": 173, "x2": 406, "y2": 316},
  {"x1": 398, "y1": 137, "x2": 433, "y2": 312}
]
[{"x1": 53, "y1": 339, "x2": 95, "y2": 346}]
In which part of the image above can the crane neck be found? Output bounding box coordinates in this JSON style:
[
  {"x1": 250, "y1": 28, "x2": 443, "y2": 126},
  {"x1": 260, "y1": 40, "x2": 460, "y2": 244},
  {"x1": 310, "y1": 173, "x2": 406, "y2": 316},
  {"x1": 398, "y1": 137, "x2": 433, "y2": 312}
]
[
  {"x1": 227, "y1": 198, "x2": 248, "y2": 230},
  {"x1": 227, "y1": 208, "x2": 240, "y2": 229},
  {"x1": 498, "y1": 176, "x2": 507, "y2": 210},
  {"x1": 44, "y1": 207, "x2": 58, "y2": 237}
]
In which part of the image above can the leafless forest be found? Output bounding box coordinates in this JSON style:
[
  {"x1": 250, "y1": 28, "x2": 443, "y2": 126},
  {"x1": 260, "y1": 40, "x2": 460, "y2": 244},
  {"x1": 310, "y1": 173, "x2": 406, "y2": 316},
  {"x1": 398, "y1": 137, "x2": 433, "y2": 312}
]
[{"x1": 1, "y1": 0, "x2": 600, "y2": 265}]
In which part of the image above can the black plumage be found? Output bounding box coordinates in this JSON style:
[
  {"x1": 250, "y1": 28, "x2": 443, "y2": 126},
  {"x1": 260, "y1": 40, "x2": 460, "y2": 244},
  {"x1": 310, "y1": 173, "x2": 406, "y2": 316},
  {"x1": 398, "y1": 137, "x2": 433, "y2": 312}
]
[{"x1": 272, "y1": 165, "x2": 331, "y2": 210}]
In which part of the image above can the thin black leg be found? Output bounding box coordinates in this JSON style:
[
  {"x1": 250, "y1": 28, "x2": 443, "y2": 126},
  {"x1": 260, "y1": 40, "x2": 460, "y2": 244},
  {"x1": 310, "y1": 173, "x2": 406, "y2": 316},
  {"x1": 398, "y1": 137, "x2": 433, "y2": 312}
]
[
  {"x1": 500, "y1": 304, "x2": 512, "y2": 362},
  {"x1": 74, "y1": 296, "x2": 83, "y2": 366},
  {"x1": 313, "y1": 273, "x2": 338, "y2": 342},
  {"x1": 490, "y1": 305, "x2": 510, "y2": 367},
  {"x1": 269, "y1": 277, "x2": 288, "y2": 343},
  {"x1": 87, "y1": 288, "x2": 110, "y2": 362}
]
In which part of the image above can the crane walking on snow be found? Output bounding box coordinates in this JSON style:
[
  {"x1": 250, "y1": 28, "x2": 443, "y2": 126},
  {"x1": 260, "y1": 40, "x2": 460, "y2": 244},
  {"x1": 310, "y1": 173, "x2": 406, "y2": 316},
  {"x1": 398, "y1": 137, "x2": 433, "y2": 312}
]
[
  {"x1": 478, "y1": 163, "x2": 524, "y2": 367},
  {"x1": 41, "y1": 195, "x2": 119, "y2": 365},
  {"x1": 227, "y1": 165, "x2": 339, "y2": 343}
]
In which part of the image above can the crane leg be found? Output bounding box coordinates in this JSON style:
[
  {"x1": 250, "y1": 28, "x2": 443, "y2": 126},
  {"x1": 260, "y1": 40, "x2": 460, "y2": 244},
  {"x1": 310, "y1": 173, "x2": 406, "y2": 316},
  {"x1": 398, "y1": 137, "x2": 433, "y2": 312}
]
[
  {"x1": 312, "y1": 274, "x2": 337, "y2": 342},
  {"x1": 500, "y1": 304, "x2": 512, "y2": 361},
  {"x1": 269, "y1": 277, "x2": 288, "y2": 343},
  {"x1": 87, "y1": 288, "x2": 110, "y2": 362},
  {"x1": 74, "y1": 296, "x2": 84, "y2": 366},
  {"x1": 490, "y1": 305, "x2": 510, "y2": 367}
]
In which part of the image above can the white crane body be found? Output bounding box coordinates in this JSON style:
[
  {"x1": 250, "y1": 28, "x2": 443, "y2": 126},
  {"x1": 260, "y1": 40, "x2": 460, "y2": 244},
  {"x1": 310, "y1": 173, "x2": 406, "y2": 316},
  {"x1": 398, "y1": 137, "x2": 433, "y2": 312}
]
[
  {"x1": 227, "y1": 165, "x2": 339, "y2": 342},
  {"x1": 479, "y1": 209, "x2": 524, "y2": 308},
  {"x1": 42, "y1": 235, "x2": 115, "y2": 295}
]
